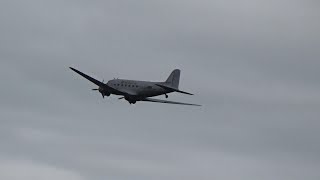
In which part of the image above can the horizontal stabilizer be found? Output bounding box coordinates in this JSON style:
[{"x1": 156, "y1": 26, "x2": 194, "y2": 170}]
[{"x1": 155, "y1": 84, "x2": 194, "y2": 95}]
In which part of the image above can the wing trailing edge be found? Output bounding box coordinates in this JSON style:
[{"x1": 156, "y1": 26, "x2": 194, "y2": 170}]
[{"x1": 141, "y1": 98, "x2": 201, "y2": 106}]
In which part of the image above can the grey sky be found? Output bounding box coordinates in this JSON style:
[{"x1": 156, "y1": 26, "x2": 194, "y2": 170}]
[{"x1": 1, "y1": 0, "x2": 320, "y2": 179}]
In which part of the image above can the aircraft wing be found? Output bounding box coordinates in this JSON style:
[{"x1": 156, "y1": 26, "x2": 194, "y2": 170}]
[
  {"x1": 70, "y1": 67, "x2": 106, "y2": 88},
  {"x1": 69, "y1": 67, "x2": 137, "y2": 96},
  {"x1": 141, "y1": 98, "x2": 201, "y2": 106}
]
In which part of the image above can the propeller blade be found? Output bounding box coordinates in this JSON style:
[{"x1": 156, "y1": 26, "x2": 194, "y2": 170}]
[
  {"x1": 92, "y1": 89, "x2": 99, "y2": 91},
  {"x1": 118, "y1": 97, "x2": 125, "y2": 100}
]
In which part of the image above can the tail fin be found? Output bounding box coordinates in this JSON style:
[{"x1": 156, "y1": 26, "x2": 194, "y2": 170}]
[{"x1": 165, "y1": 69, "x2": 180, "y2": 89}]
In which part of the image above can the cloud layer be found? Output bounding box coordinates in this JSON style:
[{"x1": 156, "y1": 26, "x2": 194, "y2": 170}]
[{"x1": 1, "y1": 0, "x2": 320, "y2": 179}]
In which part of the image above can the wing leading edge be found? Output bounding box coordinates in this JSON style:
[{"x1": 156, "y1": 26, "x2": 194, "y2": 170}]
[
  {"x1": 141, "y1": 98, "x2": 201, "y2": 106},
  {"x1": 69, "y1": 67, "x2": 137, "y2": 96},
  {"x1": 69, "y1": 67, "x2": 106, "y2": 87}
]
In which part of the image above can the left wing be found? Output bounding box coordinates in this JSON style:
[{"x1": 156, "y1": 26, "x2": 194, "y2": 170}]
[
  {"x1": 70, "y1": 67, "x2": 136, "y2": 96},
  {"x1": 141, "y1": 98, "x2": 201, "y2": 106},
  {"x1": 70, "y1": 67, "x2": 106, "y2": 87}
]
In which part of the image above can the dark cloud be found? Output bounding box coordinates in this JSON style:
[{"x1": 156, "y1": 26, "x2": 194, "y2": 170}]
[{"x1": 1, "y1": 0, "x2": 320, "y2": 179}]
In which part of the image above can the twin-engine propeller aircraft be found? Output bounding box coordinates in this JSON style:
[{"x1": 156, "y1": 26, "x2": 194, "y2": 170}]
[{"x1": 69, "y1": 67, "x2": 201, "y2": 106}]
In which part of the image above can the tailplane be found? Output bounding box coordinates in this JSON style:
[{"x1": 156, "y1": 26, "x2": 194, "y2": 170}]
[{"x1": 165, "y1": 69, "x2": 180, "y2": 89}]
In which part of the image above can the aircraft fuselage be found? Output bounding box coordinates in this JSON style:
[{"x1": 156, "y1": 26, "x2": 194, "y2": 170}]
[{"x1": 106, "y1": 79, "x2": 172, "y2": 97}]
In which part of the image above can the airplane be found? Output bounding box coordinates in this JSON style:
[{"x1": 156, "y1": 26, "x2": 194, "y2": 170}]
[{"x1": 69, "y1": 67, "x2": 201, "y2": 106}]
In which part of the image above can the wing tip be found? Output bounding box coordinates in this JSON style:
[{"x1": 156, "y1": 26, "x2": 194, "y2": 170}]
[
  {"x1": 69, "y1": 67, "x2": 82, "y2": 75},
  {"x1": 189, "y1": 103, "x2": 202, "y2": 107}
]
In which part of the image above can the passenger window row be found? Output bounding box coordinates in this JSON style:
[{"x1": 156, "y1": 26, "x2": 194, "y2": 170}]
[{"x1": 113, "y1": 84, "x2": 139, "y2": 88}]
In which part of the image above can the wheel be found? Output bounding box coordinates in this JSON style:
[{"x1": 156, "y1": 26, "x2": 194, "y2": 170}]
[{"x1": 165, "y1": 94, "x2": 168, "y2": 98}]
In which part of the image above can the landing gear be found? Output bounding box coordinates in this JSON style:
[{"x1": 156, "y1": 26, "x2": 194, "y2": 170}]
[
  {"x1": 165, "y1": 94, "x2": 168, "y2": 98},
  {"x1": 129, "y1": 100, "x2": 136, "y2": 105},
  {"x1": 124, "y1": 96, "x2": 136, "y2": 105},
  {"x1": 101, "y1": 92, "x2": 110, "y2": 99}
]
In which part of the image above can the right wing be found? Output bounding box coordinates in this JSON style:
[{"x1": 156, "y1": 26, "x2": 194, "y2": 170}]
[{"x1": 141, "y1": 97, "x2": 201, "y2": 106}]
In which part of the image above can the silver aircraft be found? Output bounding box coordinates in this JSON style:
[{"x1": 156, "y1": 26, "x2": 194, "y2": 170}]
[{"x1": 69, "y1": 67, "x2": 201, "y2": 106}]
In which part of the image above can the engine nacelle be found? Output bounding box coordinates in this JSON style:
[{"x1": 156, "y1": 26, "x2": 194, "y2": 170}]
[
  {"x1": 125, "y1": 96, "x2": 136, "y2": 104},
  {"x1": 98, "y1": 87, "x2": 110, "y2": 97}
]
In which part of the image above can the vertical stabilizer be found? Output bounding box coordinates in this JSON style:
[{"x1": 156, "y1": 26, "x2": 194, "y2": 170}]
[{"x1": 165, "y1": 69, "x2": 180, "y2": 89}]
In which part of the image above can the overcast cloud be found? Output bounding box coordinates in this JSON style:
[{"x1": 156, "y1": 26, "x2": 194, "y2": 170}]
[{"x1": 1, "y1": 0, "x2": 320, "y2": 179}]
